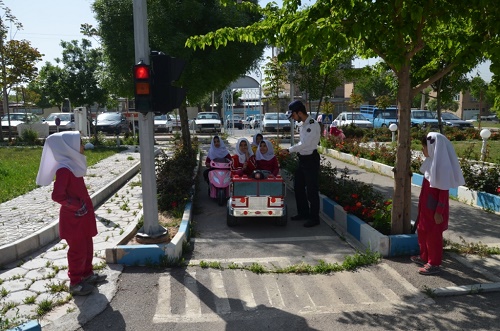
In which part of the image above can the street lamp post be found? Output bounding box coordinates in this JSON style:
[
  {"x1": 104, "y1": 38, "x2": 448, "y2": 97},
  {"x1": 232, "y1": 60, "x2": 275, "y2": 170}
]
[
  {"x1": 389, "y1": 123, "x2": 398, "y2": 143},
  {"x1": 480, "y1": 128, "x2": 491, "y2": 161}
]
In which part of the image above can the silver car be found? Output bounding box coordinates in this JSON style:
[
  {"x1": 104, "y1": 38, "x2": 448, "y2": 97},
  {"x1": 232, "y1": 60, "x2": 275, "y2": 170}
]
[
  {"x1": 333, "y1": 112, "x2": 374, "y2": 129},
  {"x1": 262, "y1": 113, "x2": 291, "y2": 132}
]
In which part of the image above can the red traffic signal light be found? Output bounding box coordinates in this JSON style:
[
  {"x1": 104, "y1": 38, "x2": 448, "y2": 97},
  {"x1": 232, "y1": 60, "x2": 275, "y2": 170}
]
[
  {"x1": 133, "y1": 62, "x2": 152, "y2": 112},
  {"x1": 134, "y1": 65, "x2": 150, "y2": 80}
]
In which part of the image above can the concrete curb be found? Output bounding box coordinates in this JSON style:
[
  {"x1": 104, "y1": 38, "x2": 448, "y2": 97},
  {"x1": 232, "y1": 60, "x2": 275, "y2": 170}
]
[
  {"x1": 0, "y1": 161, "x2": 141, "y2": 267},
  {"x1": 431, "y1": 282, "x2": 500, "y2": 297},
  {"x1": 319, "y1": 194, "x2": 419, "y2": 257}
]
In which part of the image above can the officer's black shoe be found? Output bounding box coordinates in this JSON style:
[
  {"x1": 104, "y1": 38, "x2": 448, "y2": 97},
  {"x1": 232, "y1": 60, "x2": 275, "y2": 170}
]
[
  {"x1": 291, "y1": 214, "x2": 309, "y2": 221},
  {"x1": 303, "y1": 220, "x2": 320, "y2": 228}
]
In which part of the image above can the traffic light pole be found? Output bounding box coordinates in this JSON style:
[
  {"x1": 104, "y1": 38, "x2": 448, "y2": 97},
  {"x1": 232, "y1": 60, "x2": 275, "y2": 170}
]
[{"x1": 133, "y1": 0, "x2": 168, "y2": 241}]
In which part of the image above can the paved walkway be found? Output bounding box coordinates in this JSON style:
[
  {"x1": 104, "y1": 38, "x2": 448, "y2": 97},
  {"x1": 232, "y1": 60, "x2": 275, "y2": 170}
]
[
  {"x1": 1, "y1": 136, "x2": 500, "y2": 330},
  {"x1": 0, "y1": 147, "x2": 144, "y2": 330},
  {"x1": 0, "y1": 147, "x2": 141, "y2": 248}
]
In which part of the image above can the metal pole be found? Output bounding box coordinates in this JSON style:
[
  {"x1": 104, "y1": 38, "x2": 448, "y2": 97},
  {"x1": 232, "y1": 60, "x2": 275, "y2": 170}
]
[
  {"x1": 133, "y1": 0, "x2": 167, "y2": 239},
  {"x1": 289, "y1": 78, "x2": 295, "y2": 146}
]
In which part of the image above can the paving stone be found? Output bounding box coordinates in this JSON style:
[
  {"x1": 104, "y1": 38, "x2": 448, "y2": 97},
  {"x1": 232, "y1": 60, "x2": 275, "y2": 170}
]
[
  {"x1": 1, "y1": 289, "x2": 38, "y2": 305},
  {"x1": 21, "y1": 258, "x2": 52, "y2": 270},
  {"x1": 0, "y1": 267, "x2": 28, "y2": 280},
  {"x1": 29, "y1": 279, "x2": 56, "y2": 293},
  {"x1": 1, "y1": 278, "x2": 33, "y2": 292},
  {"x1": 24, "y1": 268, "x2": 57, "y2": 281}
]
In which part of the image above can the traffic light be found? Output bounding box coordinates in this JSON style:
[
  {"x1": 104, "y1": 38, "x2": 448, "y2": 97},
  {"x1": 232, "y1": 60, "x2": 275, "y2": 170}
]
[
  {"x1": 133, "y1": 61, "x2": 152, "y2": 113},
  {"x1": 150, "y1": 51, "x2": 187, "y2": 114}
]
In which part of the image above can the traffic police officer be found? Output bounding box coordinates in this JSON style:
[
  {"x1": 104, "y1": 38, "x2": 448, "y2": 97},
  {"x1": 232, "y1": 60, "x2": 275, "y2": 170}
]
[{"x1": 281, "y1": 100, "x2": 321, "y2": 227}]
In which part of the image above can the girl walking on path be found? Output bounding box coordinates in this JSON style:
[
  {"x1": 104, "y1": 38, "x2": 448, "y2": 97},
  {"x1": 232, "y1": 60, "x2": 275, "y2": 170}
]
[
  {"x1": 36, "y1": 132, "x2": 106, "y2": 295},
  {"x1": 412, "y1": 132, "x2": 465, "y2": 275}
]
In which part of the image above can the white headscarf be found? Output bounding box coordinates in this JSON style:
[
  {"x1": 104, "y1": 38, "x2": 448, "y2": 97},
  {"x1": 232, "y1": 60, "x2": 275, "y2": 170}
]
[
  {"x1": 207, "y1": 136, "x2": 229, "y2": 160},
  {"x1": 36, "y1": 131, "x2": 87, "y2": 186},
  {"x1": 256, "y1": 140, "x2": 275, "y2": 161},
  {"x1": 419, "y1": 132, "x2": 465, "y2": 190},
  {"x1": 235, "y1": 137, "x2": 253, "y2": 163}
]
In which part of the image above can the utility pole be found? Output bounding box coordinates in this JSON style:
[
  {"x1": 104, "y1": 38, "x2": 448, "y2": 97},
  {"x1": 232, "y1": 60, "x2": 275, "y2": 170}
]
[
  {"x1": 0, "y1": 26, "x2": 8, "y2": 142},
  {"x1": 133, "y1": 0, "x2": 168, "y2": 241}
]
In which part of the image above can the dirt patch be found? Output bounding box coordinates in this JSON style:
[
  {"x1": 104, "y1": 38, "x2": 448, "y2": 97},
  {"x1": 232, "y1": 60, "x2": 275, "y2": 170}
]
[{"x1": 126, "y1": 212, "x2": 180, "y2": 245}]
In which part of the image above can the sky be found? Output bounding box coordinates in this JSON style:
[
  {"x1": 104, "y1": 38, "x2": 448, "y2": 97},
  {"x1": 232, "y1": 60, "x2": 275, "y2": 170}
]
[{"x1": 3, "y1": 0, "x2": 493, "y2": 83}]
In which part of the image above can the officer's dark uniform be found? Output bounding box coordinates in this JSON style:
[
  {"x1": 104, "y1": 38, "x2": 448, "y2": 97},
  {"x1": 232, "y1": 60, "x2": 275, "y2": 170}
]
[{"x1": 288, "y1": 104, "x2": 321, "y2": 227}]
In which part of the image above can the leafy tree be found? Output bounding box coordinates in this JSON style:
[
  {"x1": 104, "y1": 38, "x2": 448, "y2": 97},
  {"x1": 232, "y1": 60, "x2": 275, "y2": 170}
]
[
  {"x1": 348, "y1": 92, "x2": 364, "y2": 110},
  {"x1": 29, "y1": 62, "x2": 66, "y2": 109},
  {"x1": 186, "y1": 0, "x2": 500, "y2": 234},
  {"x1": 262, "y1": 56, "x2": 287, "y2": 111},
  {"x1": 92, "y1": 0, "x2": 264, "y2": 150},
  {"x1": 2, "y1": 40, "x2": 42, "y2": 89},
  {"x1": 426, "y1": 98, "x2": 458, "y2": 113},
  {"x1": 354, "y1": 63, "x2": 396, "y2": 104},
  {"x1": 286, "y1": 54, "x2": 352, "y2": 120},
  {"x1": 0, "y1": 3, "x2": 42, "y2": 140}
]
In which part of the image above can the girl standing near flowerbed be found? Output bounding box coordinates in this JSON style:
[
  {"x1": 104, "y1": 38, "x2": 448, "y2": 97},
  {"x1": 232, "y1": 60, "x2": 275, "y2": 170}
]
[{"x1": 412, "y1": 132, "x2": 465, "y2": 275}]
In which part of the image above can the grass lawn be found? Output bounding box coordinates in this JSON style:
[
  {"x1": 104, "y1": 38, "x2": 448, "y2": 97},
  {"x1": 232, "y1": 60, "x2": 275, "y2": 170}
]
[
  {"x1": 0, "y1": 147, "x2": 123, "y2": 203},
  {"x1": 452, "y1": 140, "x2": 500, "y2": 162}
]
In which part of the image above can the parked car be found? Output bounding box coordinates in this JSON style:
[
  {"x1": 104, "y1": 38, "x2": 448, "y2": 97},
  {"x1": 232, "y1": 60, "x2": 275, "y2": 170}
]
[
  {"x1": 438, "y1": 112, "x2": 473, "y2": 129},
  {"x1": 93, "y1": 112, "x2": 130, "y2": 134},
  {"x1": 262, "y1": 112, "x2": 291, "y2": 132},
  {"x1": 250, "y1": 114, "x2": 263, "y2": 129},
  {"x1": 194, "y1": 112, "x2": 222, "y2": 133},
  {"x1": 410, "y1": 109, "x2": 439, "y2": 128},
  {"x1": 243, "y1": 116, "x2": 254, "y2": 129},
  {"x1": 481, "y1": 115, "x2": 499, "y2": 123},
  {"x1": 1, "y1": 112, "x2": 43, "y2": 135},
  {"x1": 43, "y1": 113, "x2": 75, "y2": 133},
  {"x1": 154, "y1": 114, "x2": 173, "y2": 133},
  {"x1": 225, "y1": 115, "x2": 244, "y2": 129},
  {"x1": 333, "y1": 112, "x2": 373, "y2": 129},
  {"x1": 373, "y1": 110, "x2": 398, "y2": 128},
  {"x1": 170, "y1": 114, "x2": 182, "y2": 130}
]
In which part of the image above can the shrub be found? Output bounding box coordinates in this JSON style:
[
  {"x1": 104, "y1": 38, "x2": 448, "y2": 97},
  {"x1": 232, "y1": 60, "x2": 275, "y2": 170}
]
[
  {"x1": 459, "y1": 144, "x2": 500, "y2": 195},
  {"x1": 156, "y1": 144, "x2": 198, "y2": 211},
  {"x1": 19, "y1": 128, "x2": 40, "y2": 145}
]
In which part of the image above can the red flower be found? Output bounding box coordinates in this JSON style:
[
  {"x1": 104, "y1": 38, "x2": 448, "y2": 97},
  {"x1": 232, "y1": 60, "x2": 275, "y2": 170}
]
[
  {"x1": 171, "y1": 201, "x2": 178, "y2": 208},
  {"x1": 497, "y1": 187, "x2": 500, "y2": 194},
  {"x1": 356, "y1": 202, "x2": 362, "y2": 208},
  {"x1": 351, "y1": 194, "x2": 359, "y2": 199},
  {"x1": 384, "y1": 200, "x2": 392, "y2": 206}
]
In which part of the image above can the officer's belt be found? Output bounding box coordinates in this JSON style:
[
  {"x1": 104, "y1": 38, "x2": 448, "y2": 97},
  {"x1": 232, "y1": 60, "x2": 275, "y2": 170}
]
[{"x1": 297, "y1": 150, "x2": 318, "y2": 159}]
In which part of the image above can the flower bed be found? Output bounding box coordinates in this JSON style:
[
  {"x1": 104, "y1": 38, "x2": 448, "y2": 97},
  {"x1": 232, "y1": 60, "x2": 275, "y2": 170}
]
[
  {"x1": 320, "y1": 194, "x2": 419, "y2": 257},
  {"x1": 321, "y1": 146, "x2": 500, "y2": 214}
]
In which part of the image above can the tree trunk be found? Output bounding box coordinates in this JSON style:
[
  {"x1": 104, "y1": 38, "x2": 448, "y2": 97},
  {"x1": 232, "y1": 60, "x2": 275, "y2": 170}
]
[
  {"x1": 179, "y1": 103, "x2": 192, "y2": 156},
  {"x1": 436, "y1": 78, "x2": 443, "y2": 134},
  {"x1": 391, "y1": 65, "x2": 413, "y2": 235}
]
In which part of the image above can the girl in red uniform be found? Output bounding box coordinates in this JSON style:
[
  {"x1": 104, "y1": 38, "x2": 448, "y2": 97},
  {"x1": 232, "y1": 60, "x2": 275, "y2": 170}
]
[
  {"x1": 231, "y1": 137, "x2": 256, "y2": 177},
  {"x1": 203, "y1": 135, "x2": 231, "y2": 183},
  {"x1": 256, "y1": 139, "x2": 279, "y2": 176},
  {"x1": 251, "y1": 133, "x2": 263, "y2": 154},
  {"x1": 411, "y1": 132, "x2": 465, "y2": 275},
  {"x1": 36, "y1": 132, "x2": 106, "y2": 295}
]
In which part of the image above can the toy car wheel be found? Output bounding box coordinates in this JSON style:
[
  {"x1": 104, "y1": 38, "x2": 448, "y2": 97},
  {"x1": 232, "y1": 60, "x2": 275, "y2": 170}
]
[
  {"x1": 217, "y1": 188, "x2": 226, "y2": 206},
  {"x1": 274, "y1": 205, "x2": 287, "y2": 226},
  {"x1": 227, "y1": 209, "x2": 237, "y2": 227}
]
